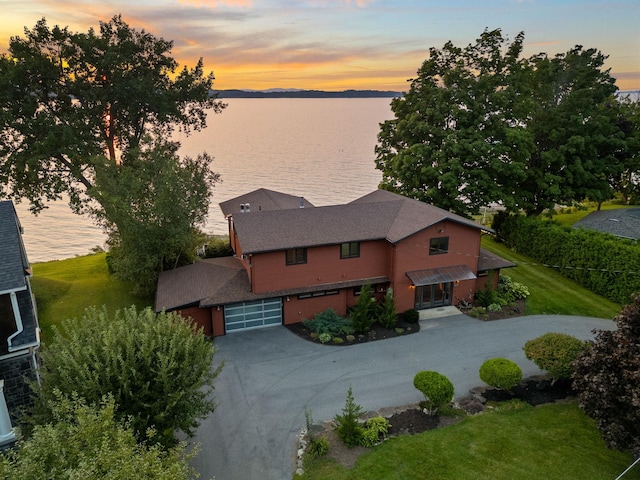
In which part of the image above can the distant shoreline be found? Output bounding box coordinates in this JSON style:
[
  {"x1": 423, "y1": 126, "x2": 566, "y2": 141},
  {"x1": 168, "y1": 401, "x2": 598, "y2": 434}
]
[{"x1": 212, "y1": 89, "x2": 402, "y2": 99}]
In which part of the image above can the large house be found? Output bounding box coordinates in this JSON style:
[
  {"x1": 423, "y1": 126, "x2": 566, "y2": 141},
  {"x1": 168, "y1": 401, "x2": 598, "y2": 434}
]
[
  {"x1": 155, "y1": 189, "x2": 514, "y2": 336},
  {"x1": 0, "y1": 201, "x2": 40, "y2": 448}
]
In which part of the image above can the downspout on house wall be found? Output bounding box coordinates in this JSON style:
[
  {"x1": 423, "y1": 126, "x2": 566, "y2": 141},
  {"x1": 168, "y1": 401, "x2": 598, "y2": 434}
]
[{"x1": 0, "y1": 380, "x2": 16, "y2": 448}]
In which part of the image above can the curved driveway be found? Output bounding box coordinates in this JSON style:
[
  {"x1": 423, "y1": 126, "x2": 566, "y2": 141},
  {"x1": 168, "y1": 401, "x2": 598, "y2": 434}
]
[{"x1": 189, "y1": 314, "x2": 615, "y2": 480}]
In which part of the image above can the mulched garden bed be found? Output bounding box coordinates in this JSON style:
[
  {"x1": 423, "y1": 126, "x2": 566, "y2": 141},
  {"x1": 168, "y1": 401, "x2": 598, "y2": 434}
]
[{"x1": 285, "y1": 317, "x2": 420, "y2": 345}]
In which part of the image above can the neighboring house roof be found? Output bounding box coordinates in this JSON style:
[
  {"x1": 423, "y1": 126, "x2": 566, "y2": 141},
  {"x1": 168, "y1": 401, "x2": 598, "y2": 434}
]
[
  {"x1": 155, "y1": 256, "x2": 388, "y2": 310},
  {"x1": 232, "y1": 189, "x2": 491, "y2": 254},
  {"x1": 573, "y1": 208, "x2": 640, "y2": 240},
  {"x1": 0, "y1": 201, "x2": 30, "y2": 292},
  {"x1": 219, "y1": 188, "x2": 315, "y2": 217},
  {"x1": 0, "y1": 200, "x2": 38, "y2": 354},
  {"x1": 477, "y1": 248, "x2": 517, "y2": 272}
]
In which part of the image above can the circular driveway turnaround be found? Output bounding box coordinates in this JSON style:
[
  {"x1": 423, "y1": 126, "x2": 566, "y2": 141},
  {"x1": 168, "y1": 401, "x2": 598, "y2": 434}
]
[{"x1": 189, "y1": 314, "x2": 615, "y2": 480}]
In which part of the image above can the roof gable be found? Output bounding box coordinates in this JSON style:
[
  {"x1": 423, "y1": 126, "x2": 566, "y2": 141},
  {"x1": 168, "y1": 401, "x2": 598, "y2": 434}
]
[{"x1": 0, "y1": 201, "x2": 29, "y2": 292}]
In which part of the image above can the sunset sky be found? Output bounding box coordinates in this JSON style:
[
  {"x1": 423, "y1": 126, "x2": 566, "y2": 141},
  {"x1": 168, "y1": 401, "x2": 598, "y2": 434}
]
[{"x1": 1, "y1": 0, "x2": 638, "y2": 92}]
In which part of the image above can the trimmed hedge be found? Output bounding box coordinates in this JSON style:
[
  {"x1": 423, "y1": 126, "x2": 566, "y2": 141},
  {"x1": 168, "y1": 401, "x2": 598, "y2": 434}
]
[
  {"x1": 413, "y1": 371, "x2": 454, "y2": 412},
  {"x1": 493, "y1": 213, "x2": 640, "y2": 304}
]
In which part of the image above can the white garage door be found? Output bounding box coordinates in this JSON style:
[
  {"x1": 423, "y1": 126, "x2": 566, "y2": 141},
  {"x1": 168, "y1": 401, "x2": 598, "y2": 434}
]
[{"x1": 224, "y1": 298, "x2": 283, "y2": 333}]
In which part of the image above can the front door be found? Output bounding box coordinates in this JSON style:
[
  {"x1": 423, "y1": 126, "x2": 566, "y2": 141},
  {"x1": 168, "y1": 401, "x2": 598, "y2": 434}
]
[{"x1": 415, "y1": 283, "x2": 452, "y2": 309}]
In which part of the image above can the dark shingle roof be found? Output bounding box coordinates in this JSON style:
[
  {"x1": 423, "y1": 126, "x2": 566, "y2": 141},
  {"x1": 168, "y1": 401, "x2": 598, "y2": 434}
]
[
  {"x1": 573, "y1": 208, "x2": 640, "y2": 240},
  {"x1": 219, "y1": 188, "x2": 315, "y2": 217},
  {"x1": 232, "y1": 189, "x2": 490, "y2": 254},
  {"x1": 0, "y1": 201, "x2": 29, "y2": 291},
  {"x1": 477, "y1": 248, "x2": 516, "y2": 272},
  {"x1": 155, "y1": 256, "x2": 388, "y2": 310}
]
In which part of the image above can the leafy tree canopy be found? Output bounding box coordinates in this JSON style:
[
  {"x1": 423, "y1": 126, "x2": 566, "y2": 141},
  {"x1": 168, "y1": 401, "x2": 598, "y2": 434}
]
[
  {"x1": 0, "y1": 15, "x2": 224, "y2": 214},
  {"x1": 28, "y1": 306, "x2": 222, "y2": 449},
  {"x1": 573, "y1": 294, "x2": 640, "y2": 457},
  {"x1": 376, "y1": 29, "x2": 629, "y2": 216},
  {"x1": 95, "y1": 138, "x2": 220, "y2": 294},
  {"x1": 0, "y1": 392, "x2": 197, "y2": 480}
]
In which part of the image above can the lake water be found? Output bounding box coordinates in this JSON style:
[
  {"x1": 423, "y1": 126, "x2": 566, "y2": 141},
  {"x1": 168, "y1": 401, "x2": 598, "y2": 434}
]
[{"x1": 15, "y1": 98, "x2": 395, "y2": 262}]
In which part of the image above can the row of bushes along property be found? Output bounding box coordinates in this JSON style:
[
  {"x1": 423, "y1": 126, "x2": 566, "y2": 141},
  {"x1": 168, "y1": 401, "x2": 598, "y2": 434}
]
[{"x1": 493, "y1": 212, "x2": 640, "y2": 304}]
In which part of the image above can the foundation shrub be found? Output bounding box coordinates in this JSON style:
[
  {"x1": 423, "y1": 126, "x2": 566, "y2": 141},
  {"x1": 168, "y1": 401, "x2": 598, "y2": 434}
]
[
  {"x1": 377, "y1": 288, "x2": 397, "y2": 329},
  {"x1": 303, "y1": 309, "x2": 352, "y2": 337},
  {"x1": 479, "y1": 358, "x2": 523, "y2": 391},
  {"x1": 307, "y1": 437, "x2": 329, "y2": 457},
  {"x1": 400, "y1": 309, "x2": 420, "y2": 324},
  {"x1": 350, "y1": 284, "x2": 376, "y2": 334},
  {"x1": 524, "y1": 332, "x2": 587, "y2": 380}
]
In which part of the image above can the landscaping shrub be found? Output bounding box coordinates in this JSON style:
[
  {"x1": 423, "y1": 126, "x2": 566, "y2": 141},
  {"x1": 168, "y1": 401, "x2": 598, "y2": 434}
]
[
  {"x1": 303, "y1": 309, "x2": 352, "y2": 337},
  {"x1": 524, "y1": 332, "x2": 587, "y2": 381},
  {"x1": 413, "y1": 371, "x2": 454, "y2": 414},
  {"x1": 498, "y1": 275, "x2": 530, "y2": 302},
  {"x1": 360, "y1": 416, "x2": 391, "y2": 447},
  {"x1": 350, "y1": 284, "x2": 376, "y2": 334},
  {"x1": 307, "y1": 437, "x2": 329, "y2": 457},
  {"x1": 479, "y1": 358, "x2": 523, "y2": 391},
  {"x1": 378, "y1": 288, "x2": 397, "y2": 329},
  {"x1": 334, "y1": 386, "x2": 364, "y2": 448},
  {"x1": 400, "y1": 309, "x2": 420, "y2": 324}
]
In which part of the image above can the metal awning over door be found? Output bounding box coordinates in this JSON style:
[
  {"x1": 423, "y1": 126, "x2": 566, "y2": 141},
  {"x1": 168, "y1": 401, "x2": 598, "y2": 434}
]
[{"x1": 406, "y1": 265, "x2": 476, "y2": 286}]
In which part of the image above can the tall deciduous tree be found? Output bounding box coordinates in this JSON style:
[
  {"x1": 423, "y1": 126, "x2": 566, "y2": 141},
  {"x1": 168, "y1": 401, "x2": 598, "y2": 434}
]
[
  {"x1": 0, "y1": 15, "x2": 223, "y2": 213},
  {"x1": 0, "y1": 393, "x2": 197, "y2": 480},
  {"x1": 376, "y1": 29, "x2": 626, "y2": 216},
  {"x1": 93, "y1": 139, "x2": 219, "y2": 294},
  {"x1": 572, "y1": 295, "x2": 640, "y2": 457},
  {"x1": 29, "y1": 306, "x2": 222, "y2": 449}
]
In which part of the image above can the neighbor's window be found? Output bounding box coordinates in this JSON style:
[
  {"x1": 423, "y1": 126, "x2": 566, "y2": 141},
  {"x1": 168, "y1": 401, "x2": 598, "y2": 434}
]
[
  {"x1": 340, "y1": 242, "x2": 360, "y2": 259},
  {"x1": 429, "y1": 237, "x2": 449, "y2": 255},
  {"x1": 286, "y1": 248, "x2": 307, "y2": 265}
]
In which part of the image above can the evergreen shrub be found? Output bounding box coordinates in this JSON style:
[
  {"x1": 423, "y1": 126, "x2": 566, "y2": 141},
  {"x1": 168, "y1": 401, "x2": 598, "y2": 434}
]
[
  {"x1": 303, "y1": 309, "x2": 352, "y2": 336},
  {"x1": 413, "y1": 371, "x2": 454, "y2": 414},
  {"x1": 479, "y1": 358, "x2": 523, "y2": 390},
  {"x1": 524, "y1": 332, "x2": 587, "y2": 380}
]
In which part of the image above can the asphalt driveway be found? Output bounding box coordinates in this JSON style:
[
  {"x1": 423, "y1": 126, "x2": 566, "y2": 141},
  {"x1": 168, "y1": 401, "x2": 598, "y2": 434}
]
[{"x1": 189, "y1": 313, "x2": 615, "y2": 480}]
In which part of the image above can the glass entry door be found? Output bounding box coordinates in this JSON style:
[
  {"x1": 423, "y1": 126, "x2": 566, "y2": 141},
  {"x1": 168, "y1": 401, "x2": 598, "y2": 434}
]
[{"x1": 415, "y1": 283, "x2": 452, "y2": 309}]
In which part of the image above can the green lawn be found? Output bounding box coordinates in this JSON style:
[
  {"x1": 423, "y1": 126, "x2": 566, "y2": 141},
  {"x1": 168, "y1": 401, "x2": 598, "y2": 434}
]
[
  {"x1": 482, "y1": 236, "x2": 621, "y2": 319},
  {"x1": 30, "y1": 253, "x2": 152, "y2": 343},
  {"x1": 298, "y1": 402, "x2": 638, "y2": 480}
]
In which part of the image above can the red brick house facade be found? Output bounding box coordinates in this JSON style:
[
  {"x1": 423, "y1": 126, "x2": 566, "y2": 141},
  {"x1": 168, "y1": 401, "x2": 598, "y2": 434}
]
[{"x1": 155, "y1": 189, "x2": 514, "y2": 336}]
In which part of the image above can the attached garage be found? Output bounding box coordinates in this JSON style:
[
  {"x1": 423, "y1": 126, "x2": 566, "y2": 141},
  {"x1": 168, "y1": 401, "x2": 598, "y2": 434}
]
[{"x1": 224, "y1": 297, "x2": 283, "y2": 333}]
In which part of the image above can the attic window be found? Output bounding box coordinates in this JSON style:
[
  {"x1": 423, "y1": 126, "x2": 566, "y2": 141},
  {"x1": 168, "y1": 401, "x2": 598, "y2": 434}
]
[{"x1": 286, "y1": 248, "x2": 307, "y2": 265}]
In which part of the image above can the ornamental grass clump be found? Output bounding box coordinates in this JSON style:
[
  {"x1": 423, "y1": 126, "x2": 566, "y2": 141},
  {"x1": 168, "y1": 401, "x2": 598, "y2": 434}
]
[
  {"x1": 524, "y1": 332, "x2": 587, "y2": 382},
  {"x1": 413, "y1": 370, "x2": 454, "y2": 415},
  {"x1": 479, "y1": 358, "x2": 523, "y2": 391}
]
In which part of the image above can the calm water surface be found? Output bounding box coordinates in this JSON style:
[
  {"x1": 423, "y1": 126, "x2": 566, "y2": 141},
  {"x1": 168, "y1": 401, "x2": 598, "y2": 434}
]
[{"x1": 16, "y1": 98, "x2": 394, "y2": 262}]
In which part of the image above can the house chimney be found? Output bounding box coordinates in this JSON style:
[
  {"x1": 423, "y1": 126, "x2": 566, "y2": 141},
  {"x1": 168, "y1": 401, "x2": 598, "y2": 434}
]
[
  {"x1": 245, "y1": 203, "x2": 251, "y2": 213},
  {"x1": 299, "y1": 197, "x2": 304, "y2": 208}
]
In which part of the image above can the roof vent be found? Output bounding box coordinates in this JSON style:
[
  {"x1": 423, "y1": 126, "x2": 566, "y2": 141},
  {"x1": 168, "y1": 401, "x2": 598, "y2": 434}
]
[
  {"x1": 245, "y1": 203, "x2": 251, "y2": 213},
  {"x1": 300, "y1": 197, "x2": 304, "y2": 208},
  {"x1": 240, "y1": 204, "x2": 245, "y2": 213}
]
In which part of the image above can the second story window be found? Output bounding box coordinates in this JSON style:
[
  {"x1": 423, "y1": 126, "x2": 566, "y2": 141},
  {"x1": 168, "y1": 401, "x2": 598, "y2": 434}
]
[
  {"x1": 429, "y1": 237, "x2": 449, "y2": 255},
  {"x1": 340, "y1": 242, "x2": 360, "y2": 259},
  {"x1": 286, "y1": 248, "x2": 307, "y2": 265}
]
